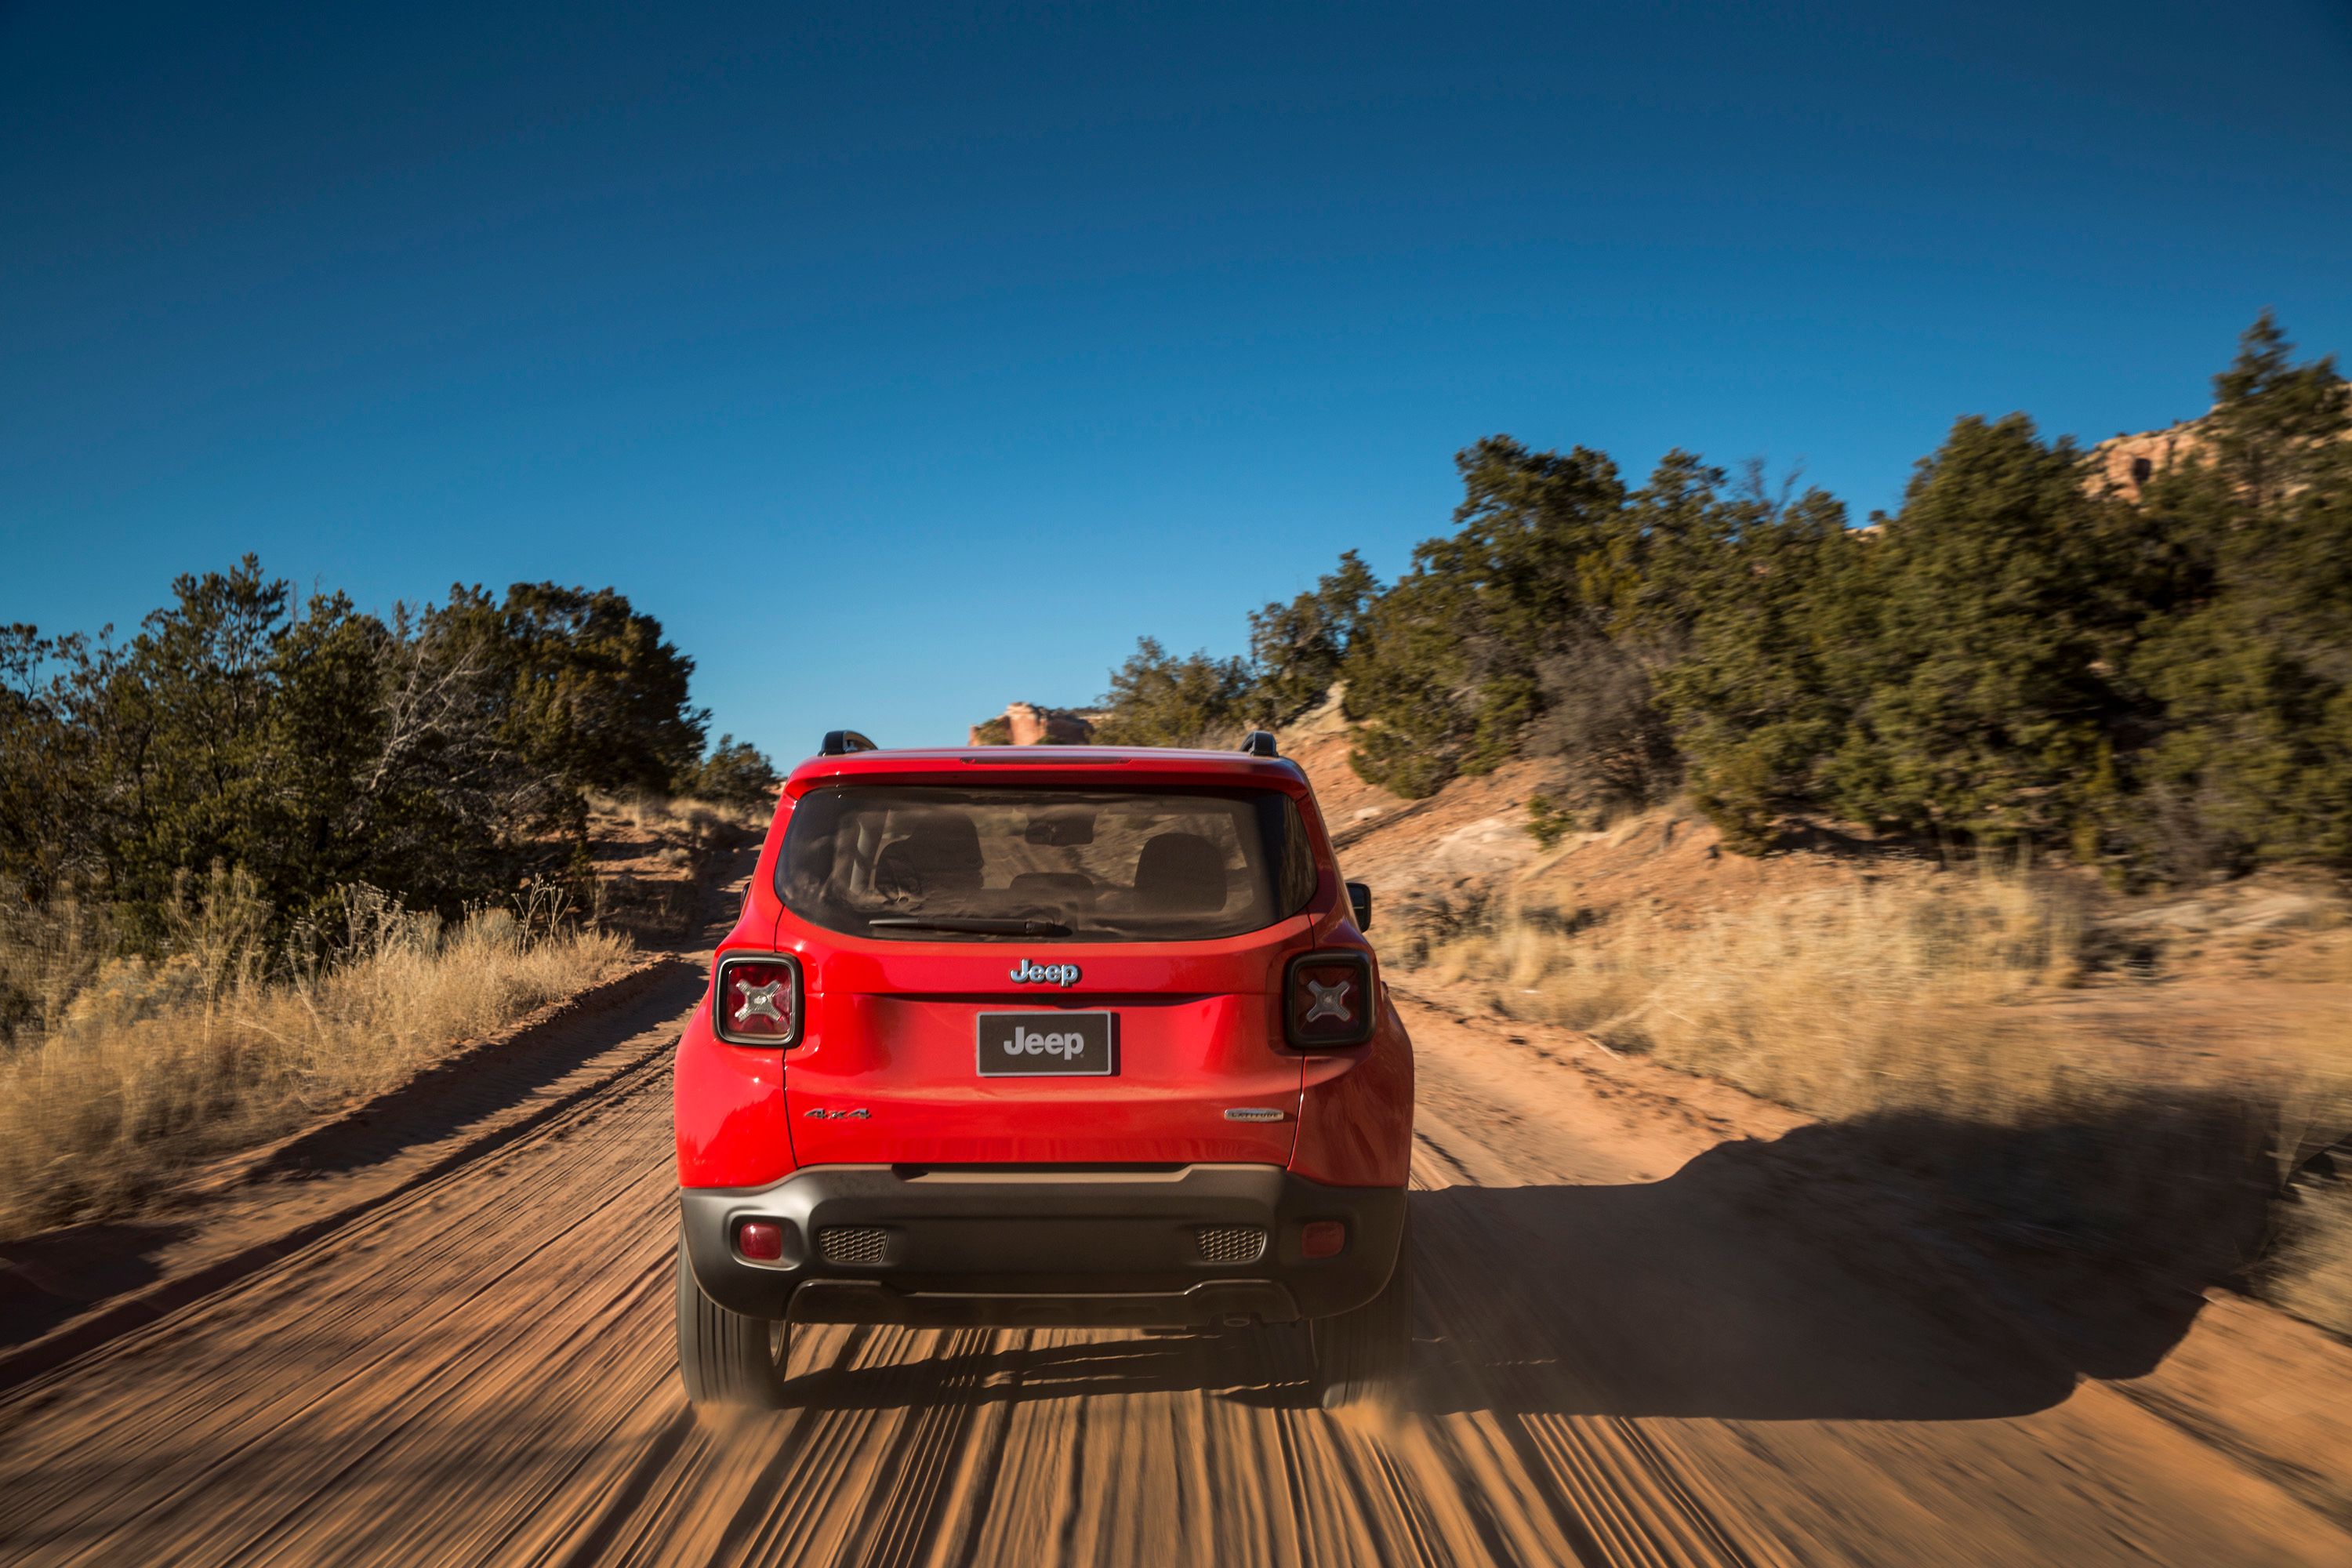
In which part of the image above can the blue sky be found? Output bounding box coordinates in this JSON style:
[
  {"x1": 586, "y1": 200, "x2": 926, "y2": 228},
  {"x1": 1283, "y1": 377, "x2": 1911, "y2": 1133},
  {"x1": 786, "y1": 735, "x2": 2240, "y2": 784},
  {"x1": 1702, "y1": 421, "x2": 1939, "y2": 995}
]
[{"x1": 5, "y1": 1, "x2": 2348, "y2": 764}]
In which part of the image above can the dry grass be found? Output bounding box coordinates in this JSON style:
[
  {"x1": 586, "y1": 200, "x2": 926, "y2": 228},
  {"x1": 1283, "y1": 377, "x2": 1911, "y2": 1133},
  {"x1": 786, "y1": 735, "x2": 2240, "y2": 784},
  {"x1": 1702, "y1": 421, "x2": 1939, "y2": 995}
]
[
  {"x1": 1403, "y1": 869, "x2": 2090, "y2": 1118},
  {"x1": 585, "y1": 789, "x2": 768, "y2": 840},
  {"x1": 0, "y1": 873, "x2": 633, "y2": 1240},
  {"x1": 2266, "y1": 997, "x2": 2352, "y2": 1337},
  {"x1": 2269, "y1": 1184, "x2": 2352, "y2": 1338},
  {"x1": 1393, "y1": 869, "x2": 2352, "y2": 1338},
  {"x1": 0, "y1": 883, "x2": 116, "y2": 1051}
]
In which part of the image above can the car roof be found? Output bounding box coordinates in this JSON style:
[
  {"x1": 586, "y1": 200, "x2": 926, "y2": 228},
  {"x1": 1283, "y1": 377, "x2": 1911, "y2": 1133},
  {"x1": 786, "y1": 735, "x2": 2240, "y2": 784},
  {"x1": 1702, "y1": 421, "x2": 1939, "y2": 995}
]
[{"x1": 782, "y1": 746, "x2": 1310, "y2": 797}]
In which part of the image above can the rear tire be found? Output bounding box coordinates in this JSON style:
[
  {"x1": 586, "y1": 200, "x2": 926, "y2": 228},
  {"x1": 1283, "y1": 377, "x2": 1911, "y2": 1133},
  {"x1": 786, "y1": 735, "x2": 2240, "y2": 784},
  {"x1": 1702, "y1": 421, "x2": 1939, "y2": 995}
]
[
  {"x1": 1309, "y1": 1214, "x2": 1414, "y2": 1413},
  {"x1": 676, "y1": 1233, "x2": 792, "y2": 1410}
]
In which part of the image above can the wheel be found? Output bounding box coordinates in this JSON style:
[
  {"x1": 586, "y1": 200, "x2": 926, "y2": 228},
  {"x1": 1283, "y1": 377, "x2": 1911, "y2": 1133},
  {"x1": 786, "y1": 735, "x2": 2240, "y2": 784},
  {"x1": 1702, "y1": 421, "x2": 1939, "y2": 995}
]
[
  {"x1": 1309, "y1": 1214, "x2": 1414, "y2": 1413},
  {"x1": 675, "y1": 1232, "x2": 792, "y2": 1410}
]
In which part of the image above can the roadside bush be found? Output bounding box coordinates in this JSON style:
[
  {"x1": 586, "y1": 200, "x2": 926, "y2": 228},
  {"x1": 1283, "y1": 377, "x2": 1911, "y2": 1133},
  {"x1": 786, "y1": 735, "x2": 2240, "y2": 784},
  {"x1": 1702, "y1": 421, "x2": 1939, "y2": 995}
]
[
  {"x1": 1527, "y1": 642, "x2": 1679, "y2": 817},
  {"x1": 1247, "y1": 550, "x2": 1379, "y2": 725},
  {"x1": 1091, "y1": 637, "x2": 1256, "y2": 747},
  {"x1": 1523, "y1": 795, "x2": 1577, "y2": 850},
  {"x1": 673, "y1": 733, "x2": 779, "y2": 811}
]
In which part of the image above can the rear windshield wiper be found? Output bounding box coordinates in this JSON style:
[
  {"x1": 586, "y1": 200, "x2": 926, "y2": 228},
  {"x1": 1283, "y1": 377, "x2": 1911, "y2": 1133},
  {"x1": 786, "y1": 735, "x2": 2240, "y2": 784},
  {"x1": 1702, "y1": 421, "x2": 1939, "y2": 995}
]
[{"x1": 865, "y1": 916, "x2": 1074, "y2": 936}]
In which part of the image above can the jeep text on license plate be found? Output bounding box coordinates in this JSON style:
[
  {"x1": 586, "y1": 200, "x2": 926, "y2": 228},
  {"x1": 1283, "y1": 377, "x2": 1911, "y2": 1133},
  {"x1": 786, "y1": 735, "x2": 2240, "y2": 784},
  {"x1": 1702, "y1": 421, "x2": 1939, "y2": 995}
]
[{"x1": 974, "y1": 1011, "x2": 1117, "y2": 1076}]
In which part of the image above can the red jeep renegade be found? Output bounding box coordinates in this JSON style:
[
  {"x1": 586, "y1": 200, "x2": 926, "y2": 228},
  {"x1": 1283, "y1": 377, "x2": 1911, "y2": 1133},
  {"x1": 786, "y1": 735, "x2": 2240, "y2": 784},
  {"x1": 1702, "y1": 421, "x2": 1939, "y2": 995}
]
[{"x1": 673, "y1": 729, "x2": 1415, "y2": 1411}]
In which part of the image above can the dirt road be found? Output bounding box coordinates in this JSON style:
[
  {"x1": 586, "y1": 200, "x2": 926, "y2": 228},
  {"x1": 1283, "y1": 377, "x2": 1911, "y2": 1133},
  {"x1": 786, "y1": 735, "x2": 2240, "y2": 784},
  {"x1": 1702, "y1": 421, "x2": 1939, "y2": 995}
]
[{"x1": 2, "y1": 893, "x2": 2348, "y2": 1564}]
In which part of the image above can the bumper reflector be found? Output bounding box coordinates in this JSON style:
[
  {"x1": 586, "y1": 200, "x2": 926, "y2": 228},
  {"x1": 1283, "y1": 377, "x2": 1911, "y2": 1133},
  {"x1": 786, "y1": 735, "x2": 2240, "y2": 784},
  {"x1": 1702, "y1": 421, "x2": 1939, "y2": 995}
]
[
  {"x1": 1300, "y1": 1220, "x2": 1347, "y2": 1260},
  {"x1": 736, "y1": 1220, "x2": 786, "y2": 1261}
]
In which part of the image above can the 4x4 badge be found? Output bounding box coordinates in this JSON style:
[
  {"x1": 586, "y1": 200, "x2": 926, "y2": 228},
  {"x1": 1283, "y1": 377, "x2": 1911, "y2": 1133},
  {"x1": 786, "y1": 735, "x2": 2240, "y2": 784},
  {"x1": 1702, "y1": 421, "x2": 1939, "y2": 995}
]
[{"x1": 1008, "y1": 958, "x2": 1081, "y2": 987}]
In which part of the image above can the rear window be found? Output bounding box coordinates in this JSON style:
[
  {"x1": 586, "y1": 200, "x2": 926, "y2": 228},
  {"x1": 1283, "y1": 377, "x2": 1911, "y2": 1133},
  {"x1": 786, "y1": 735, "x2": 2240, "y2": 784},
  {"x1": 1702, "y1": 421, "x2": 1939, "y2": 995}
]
[{"x1": 779, "y1": 786, "x2": 1319, "y2": 942}]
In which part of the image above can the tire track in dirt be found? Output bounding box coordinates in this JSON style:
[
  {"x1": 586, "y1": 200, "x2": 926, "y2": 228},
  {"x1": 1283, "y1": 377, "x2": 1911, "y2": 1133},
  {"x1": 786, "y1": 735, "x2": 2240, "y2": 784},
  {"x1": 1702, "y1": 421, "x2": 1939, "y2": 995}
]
[{"x1": 2, "y1": 979, "x2": 2346, "y2": 1566}]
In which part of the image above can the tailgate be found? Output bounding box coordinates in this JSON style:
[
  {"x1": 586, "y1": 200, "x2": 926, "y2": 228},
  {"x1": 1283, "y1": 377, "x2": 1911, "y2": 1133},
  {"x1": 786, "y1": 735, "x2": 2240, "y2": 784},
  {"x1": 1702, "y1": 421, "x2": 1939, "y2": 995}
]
[{"x1": 786, "y1": 980, "x2": 1304, "y2": 1166}]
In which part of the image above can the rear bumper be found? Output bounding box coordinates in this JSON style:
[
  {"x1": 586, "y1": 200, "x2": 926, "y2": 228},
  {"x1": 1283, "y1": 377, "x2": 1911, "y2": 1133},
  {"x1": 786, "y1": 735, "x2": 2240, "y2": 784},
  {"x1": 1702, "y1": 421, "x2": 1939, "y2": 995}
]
[{"x1": 678, "y1": 1164, "x2": 1406, "y2": 1328}]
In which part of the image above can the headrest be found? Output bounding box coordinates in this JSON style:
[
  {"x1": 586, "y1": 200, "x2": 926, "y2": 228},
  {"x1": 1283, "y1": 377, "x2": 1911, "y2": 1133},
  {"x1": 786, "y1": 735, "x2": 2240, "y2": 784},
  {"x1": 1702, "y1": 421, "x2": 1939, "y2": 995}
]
[{"x1": 1132, "y1": 832, "x2": 1227, "y2": 913}]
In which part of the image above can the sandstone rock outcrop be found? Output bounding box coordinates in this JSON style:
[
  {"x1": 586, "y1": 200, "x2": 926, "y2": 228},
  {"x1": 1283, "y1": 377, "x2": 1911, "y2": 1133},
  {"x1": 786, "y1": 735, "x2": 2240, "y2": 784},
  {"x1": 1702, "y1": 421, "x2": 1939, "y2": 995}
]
[
  {"x1": 2089, "y1": 405, "x2": 2347, "y2": 501},
  {"x1": 2091, "y1": 416, "x2": 2208, "y2": 499},
  {"x1": 967, "y1": 702, "x2": 1101, "y2": 746}
]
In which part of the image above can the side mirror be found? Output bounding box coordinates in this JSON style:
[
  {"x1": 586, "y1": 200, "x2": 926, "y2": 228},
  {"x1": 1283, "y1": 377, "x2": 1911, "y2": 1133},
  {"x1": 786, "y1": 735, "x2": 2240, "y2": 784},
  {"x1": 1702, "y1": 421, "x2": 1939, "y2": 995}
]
[{"x1": 1346, "y1": 880, "x2": 1373, "y2": 931}]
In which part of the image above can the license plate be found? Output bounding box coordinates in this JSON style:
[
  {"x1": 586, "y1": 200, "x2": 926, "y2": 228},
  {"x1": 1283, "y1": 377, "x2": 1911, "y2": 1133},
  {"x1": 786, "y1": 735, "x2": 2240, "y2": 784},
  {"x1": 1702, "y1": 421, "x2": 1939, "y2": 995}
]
[{"x1": 975, "y1": 1011, "x2": 1117, "y2": 1076}]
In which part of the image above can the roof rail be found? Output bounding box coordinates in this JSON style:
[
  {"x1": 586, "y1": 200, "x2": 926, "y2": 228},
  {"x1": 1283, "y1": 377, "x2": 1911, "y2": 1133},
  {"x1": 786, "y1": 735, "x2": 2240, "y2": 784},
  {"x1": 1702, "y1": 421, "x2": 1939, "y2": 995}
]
[
  {"x1": 819, "y1": 729, "x2": 878, "y2": 757},
  {"x1": 1239, "y1": 730, "x2": 1278, "y2": 758}
]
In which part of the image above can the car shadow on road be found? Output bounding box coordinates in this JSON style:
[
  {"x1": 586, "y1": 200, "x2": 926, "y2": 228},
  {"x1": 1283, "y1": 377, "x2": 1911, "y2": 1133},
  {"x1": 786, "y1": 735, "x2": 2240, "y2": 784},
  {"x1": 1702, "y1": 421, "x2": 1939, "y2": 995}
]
[
  {"x1": 0, "y1": 1221, "x2": 190, "y2": 1353},
  {"x1": 775, "y1": 1094, "x2": 2275, "y2": 1425},
  {"x1": 1408, "y1": 1094, "x2": 2276, "y2": 1422}
]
